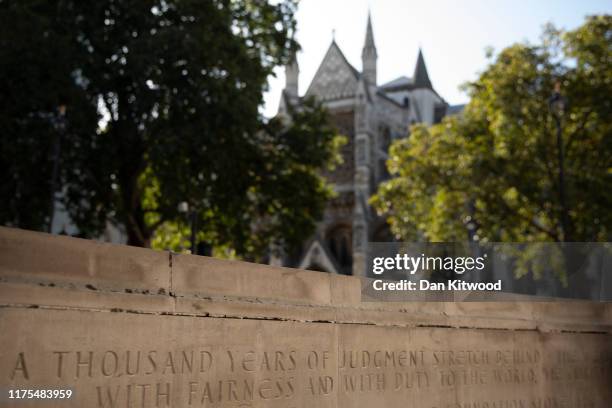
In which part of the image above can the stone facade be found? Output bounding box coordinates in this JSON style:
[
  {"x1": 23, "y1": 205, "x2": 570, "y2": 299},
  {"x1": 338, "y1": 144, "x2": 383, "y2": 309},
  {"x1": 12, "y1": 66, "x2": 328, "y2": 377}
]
[{"x1": 279, "y1": 14, "x2": 461, "y2": 276}]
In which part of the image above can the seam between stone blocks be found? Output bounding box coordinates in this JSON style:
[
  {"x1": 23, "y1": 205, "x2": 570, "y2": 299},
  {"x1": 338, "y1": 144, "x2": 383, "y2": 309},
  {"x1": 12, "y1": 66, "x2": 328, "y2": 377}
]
[
  {"x1": 0, "y1": 303, "x2": 609, "y2": 336},
  {"x1": 1, "y1": 277, "x2": 610, "y2": 334},
  {"x1": 169, "y1": 251, "x2": 176, "y2": 314},
  {"x1": 1, "y1": 279, "x2": 610, "y2": 335}
]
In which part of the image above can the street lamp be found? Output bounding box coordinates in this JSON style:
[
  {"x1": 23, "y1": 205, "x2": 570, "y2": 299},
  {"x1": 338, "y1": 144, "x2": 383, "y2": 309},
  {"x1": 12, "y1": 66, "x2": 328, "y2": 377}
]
[
  {"x1": 178, "y1": 201, "x2": 198, "y2": 254},
  {"x1": 177, "y1": 202, "x2": 212, "y2": 256},
  {"x1": 548, "y1": 82, "x2": 570, "y2": 241}
]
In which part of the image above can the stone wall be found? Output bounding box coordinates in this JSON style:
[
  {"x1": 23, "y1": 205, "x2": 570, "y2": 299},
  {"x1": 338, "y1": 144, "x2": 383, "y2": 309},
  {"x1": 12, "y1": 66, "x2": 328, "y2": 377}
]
[{"x1": 0, "y1": 226, "x2": 611, "y2": 407}]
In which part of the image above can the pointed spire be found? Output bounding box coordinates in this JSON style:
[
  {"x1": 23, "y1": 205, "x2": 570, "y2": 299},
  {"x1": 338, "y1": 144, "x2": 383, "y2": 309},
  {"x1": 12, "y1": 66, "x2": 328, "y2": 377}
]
[
  {"x1": 362, "y1": 10, "x2": 377, "y2": 86},
  {"x1": 413, "y1": 48, "x2": 432, "y2": 89},
  {"x1": 364, "y1": 11, "x2": 375, "y2": 52},
  {"x1": 285, "y1": 53, "x2": 299, "y2": 97}
]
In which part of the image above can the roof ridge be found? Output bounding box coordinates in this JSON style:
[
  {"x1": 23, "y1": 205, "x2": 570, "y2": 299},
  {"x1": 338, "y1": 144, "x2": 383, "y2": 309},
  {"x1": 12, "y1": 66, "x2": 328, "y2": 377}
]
[{"x1": 304, "y1": 40, "x2": 360, "y2": 97}]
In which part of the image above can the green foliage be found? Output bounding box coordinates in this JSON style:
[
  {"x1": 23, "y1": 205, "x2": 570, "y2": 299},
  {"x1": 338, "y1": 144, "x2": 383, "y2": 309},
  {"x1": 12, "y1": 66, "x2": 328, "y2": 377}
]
[
  {"x1": 1, "y1": 0, "x2": 342, "y2": 259},
  {"x1": 372, "y1": 15, "x2": 612, "y2": 243}
]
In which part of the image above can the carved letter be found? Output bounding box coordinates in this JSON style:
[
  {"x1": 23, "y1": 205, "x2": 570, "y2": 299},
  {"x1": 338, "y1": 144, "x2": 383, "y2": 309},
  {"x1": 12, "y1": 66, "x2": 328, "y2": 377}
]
[
  {"x1": 96, "y1": 385, "x2": 120, "y2": 408},
  {"x1": 102, "y1": 351, "x2": 119, "y2": 377},
  {"x1": 10, "y1": 352, "x2": 29, "y2": 380},
  {"x1": 53, "y1": 351, "x2": 69, "y2": 379},
  {"x1": 156, "y1": 383, "x2": 170, "y2": 407},
  {"x1": 76, "y1": 351, "x2": 93, "y2": 378}
]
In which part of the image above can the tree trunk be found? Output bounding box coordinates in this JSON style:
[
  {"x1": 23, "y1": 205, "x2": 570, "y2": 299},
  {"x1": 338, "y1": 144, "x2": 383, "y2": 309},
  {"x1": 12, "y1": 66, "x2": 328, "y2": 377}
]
[
  {"x1": 126, "y1": 222, "x2": 150, "y2": 247},
  {"x1": 114, "y1": 113, "x2": 148, "y2": 247}
]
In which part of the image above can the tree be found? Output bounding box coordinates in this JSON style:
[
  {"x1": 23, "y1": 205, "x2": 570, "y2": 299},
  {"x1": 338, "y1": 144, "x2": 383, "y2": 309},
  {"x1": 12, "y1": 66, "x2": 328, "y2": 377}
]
[
  {"x1": 0, "y1": 0, "x2": 343, "y2": 259},
  {"x1": 371, "y1": 15, "x2": 612, "y2": 243},
  {"x1": 152, "y1": 97, "x2": 344, "y2": 259},
  {"x1": 0, "y1": 1, "x2": 99, "y2": 231}
]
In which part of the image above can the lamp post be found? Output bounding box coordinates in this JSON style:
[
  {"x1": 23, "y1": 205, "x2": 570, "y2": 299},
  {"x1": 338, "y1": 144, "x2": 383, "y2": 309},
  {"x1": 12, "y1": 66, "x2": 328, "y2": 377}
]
[
  {"x1": 48, "y1": 105, "x2": 66, "y2": 233},
  {"x1": 178, "y1": 201, "x2": 197, "y2": 253},
  {"x1": 548, "y1": 82, "x2": 570, "y2": 242},
  {"x1": 189, "y1": 209, "x2": 197, "y2": 254}
]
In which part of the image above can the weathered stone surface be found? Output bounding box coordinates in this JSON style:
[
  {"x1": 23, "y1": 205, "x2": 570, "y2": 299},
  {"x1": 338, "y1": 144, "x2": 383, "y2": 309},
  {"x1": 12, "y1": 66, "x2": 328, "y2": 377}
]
[
  {"x1": 0, "y1": 226, "x2": 170, "y2": 293},
  {"x1": 0, "y1": 228, "x2": 611, "y2": 407},
  {"x1": 171, "y1": 253, "x2": 332, "y2": 305},
  {"x1": 336, "y1": 326, "x2": 612, "y2": 407},
  {"x1": 1, "y1": 309, "x2": 610, "y2": 408},
  {"x1": 0, "y1": 309, "x2": 340, "y2": 408}
]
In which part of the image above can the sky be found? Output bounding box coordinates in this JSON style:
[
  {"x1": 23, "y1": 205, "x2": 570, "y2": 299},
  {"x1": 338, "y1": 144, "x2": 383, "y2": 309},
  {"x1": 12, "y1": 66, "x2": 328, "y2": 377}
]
[{"x1": 262, "y1": 0, "x2": 611, "y2": 117}]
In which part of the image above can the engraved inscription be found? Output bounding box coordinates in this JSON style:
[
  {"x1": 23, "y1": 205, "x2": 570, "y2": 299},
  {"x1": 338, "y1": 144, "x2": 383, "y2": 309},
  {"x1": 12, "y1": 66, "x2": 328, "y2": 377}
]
[{"x1": 1, "y1": 310, "x2": 611, "y2": 408}]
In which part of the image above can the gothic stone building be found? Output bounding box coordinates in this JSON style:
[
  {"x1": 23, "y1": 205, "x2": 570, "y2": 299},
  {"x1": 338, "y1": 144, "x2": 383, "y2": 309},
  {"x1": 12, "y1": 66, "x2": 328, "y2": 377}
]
[{"x1": 276, "y1": 14, "x2": 461, "y2": 276}]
